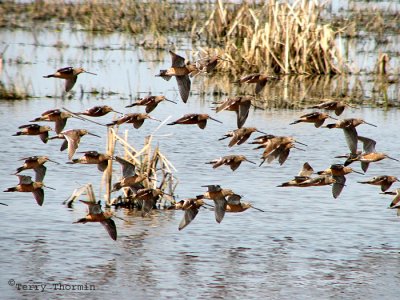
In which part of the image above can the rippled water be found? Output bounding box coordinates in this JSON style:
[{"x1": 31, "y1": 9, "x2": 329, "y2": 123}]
[{"x1": 1, "y1": 29, "x2": 400, "y2": 299}]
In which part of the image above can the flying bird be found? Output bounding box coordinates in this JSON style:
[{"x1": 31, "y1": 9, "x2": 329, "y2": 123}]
[
  {"x1": 308, "y1": 100, "x2": 354, "y2": 116},
  {"x1": 201, "y1": 185, "x2": 240, "y2": 223},
  {"x1": 318, "y1": 164, "x2": 363, "y2": 198},
  {"x1": 30, "y1": 109, "x2": 72, "y2": 134},
  {"x1": 277, "y1": 162, "x2": 314, "y2": 187},
  {"x1": 106, "y1": 113, "x2": 161, "y2": 129},
  {"x1": 43, "y1": 66, "x2": 96, "y2": 92},
  {"x1": 125, "y1": 95, "x2": 177, "y2": 113},
  {"x1": 15, "y1": 156, "x2": 58, "y2": 182},
  {"x1": 215, "y1": 96, "x2": 252, "y2": 128},
  {"x1": 168, "y1": 113, "x2": 222, "y2": 129},
  {"x1": 53, "y1": 129, "x2": 101, "y2": 160},
  {"x1": 156, "y1": 51, "x2": 197, "y2": 103},
  {"x1": 13, "y1": 124, "x2": 52, "y2": 143},
  {"x1": 206, "y1": 154, "x2": 256, "y2": 171},
  {"x1": 75, "y1": 105, "x2": 122, "y2": 117},
  {"x1": 290, "y1": 112, "x2": 337, "y2": 128},
  {"x1": 358, "y1": 175, "x2": 399, "y2": 192},
  {"x1": 324, "y1": 118, "x2": 377, "y2": 155},
  {"x1": 74, "y1": 200, "x2": 117, "y2": 241},
  {"x1": 343, "y1": 136, "x2": 399, "y2": 172},
  {"x1": 3, "y1": 175, "x2": 54, "y2": 206},
  {"x1": 219, "y1": 127, "x2": 266, "y2": 147},
  {"x1": 169, "y1": 196, "x2": 205, "y2": 231},
  {"x1": 66, "y1": 151, "x2": 111, "y2": 172},
  {"x1": 235, "y1": 73, "x2": 278, "y2": 94}
]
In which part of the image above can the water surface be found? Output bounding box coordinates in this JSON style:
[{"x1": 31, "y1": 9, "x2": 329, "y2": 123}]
[{"x1": 1, "y1": 28, "x2": 400, "y2": 300}]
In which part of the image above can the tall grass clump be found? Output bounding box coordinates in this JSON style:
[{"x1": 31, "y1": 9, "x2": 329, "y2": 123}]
[
  {"x1": 0, "y1": 81, "x2": 30, "y2": 100},
  {"x1": 196, "y1": 0, "x2": 344, "y2": 75}
]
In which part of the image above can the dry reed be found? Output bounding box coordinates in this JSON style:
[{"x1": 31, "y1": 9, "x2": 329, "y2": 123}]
[
  {"x1": 0, "y1": 81, "x2": 30, "y2": 100},
  {"x1": 195, "y1": 0, "x2": 344, "y2": 75},
  {"x1": 105, "y1": 126, "x2": 177, "y2": 209}
]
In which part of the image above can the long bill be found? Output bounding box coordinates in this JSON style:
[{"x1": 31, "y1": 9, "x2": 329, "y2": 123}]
[
  {"x1": 47, "y1": 158, "x2": 60, "y2": 165},
  {"x1": 250, "y1": 205, "x2": 265, "y2": 212},
  {"x1": 295, "y1": 140, "x2": 308, "y2": 146},
  {"x1": 293, "y1": 146, "x2": 306, "y2": 151},
  {"x1": 84, "y1": 71, "x2": 97, "y2": 75},
  {"x1": 88, "y1": 132, "x2": 101, "y2": 138},
  {"x1": 165, "y1": 98, "x2": 178, "y2": 104},
  {"x1": 208, "y1": 116, "x2": 223, "y2": 124},
  {"x1": 387, "y1": 155, "x2": 400, "y2": 162},
  {"x1": 363, "y1": 121, "x2": 377, "y2": 127},
  {"x1": 44, "y1": 184, "x2": 56, "y2": 190},
  {"x1": 352, "y1": 169, "x2": 365, "y2": 175},
  {"x1": 256, "y1": 129, "x2": 268, "y2": 135},
  {"x1": 149, "y1": 116, "x2": 162, "y2": 122},
  {"x1": 245, "y1": 158, "x2": 257, "y2": 164}
]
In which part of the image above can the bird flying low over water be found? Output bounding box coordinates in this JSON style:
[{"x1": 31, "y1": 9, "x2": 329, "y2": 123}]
[
  {"x1": 74, "y1": 200, "x2": 117, "y2": 241},
  {"x1": 125, "y1": 95, "x2": 177, "y2": 113},
  {"x1": 277, "y1": 162, "x2": 314, "y2": 187},
  {"x1": 201, "y1": 185, "x2": 240, "y2": 223},
  {"x1": 15, "y1": 156, "x2": 59, "y2": 182},
  {"x1": 214, "y1": 96, "x2": 253, "y2": 128},
  {"x1": 30, "y1": 109, "x2": 72, "y2": 134},
  {"x1": 156, "y1": 51, "x2": 197, "y2": 103},
  {"x1": 114, "y1": 156, "x2": 137, "y2": 179},
  {"x1": 51, "y1": 129, "x2": 101, "y2": 160},
  {"x1": 219, "y1": 127, "x2": 266, "y2": 147},
  {"x1": 206, "y1": 154, "x2": 256, "y2": 171},
  {"x1": 324, "y1": 118, "x2": 377, "y2": 155},
  {"x1": 290, "y1": 112, "x2": 337, "y2": 128},
  {"x1": 381, "y1": 189, "x2": 400, "y2": 216},
  {"x1": 318, "y1": 164, "x2": 363, "y2": 198},
  {"x1": 191, "y1": 55, "x2": 227, "y2": 75},
  {"x1": 75, "y1": 105, "x2": 122, "y2": 117},
  {"x1": 257, "y1": 136, "x2": 307, "y2": 167},
  {"x1": 66, "y1": 151, "x2": 112, "y2": 172},
  {"x1": 168, "y1": 113, "x2": 222, "y2": 129},
  {"x1": 106, "y1": 113, "x2": 161, "y2": 129},
  {"x1": 358, "y1": 175, "x2": 399, "y2": 192},
  {"x1": 3, "y1": 175, "x2": 54, "y2": 206},
  {"x1": 134, "y1": 188, "x2": 166, "y2": 217},
  {"x1": 43, "y1": 67, "x2": 96, "y2": 92},
  {"x1": 111, "y1": 174, "x2": 148, "y2": 194},
  {"x1": 297, "y1": 175, "x2": 336, "y2": 187},
  {"x1": 169, "y1": 196, "x2": 206, "y2": 231},
  {"x1": 13, "y1": 124, "x2": 52, "y2": 143},
  {"x1": 308, "y1": 100, "x2": 354, "y2": 116},
  {"x1": 260, "y1": 142, "x2": 304, "y2": 166},
  {"x1": 235, "y1": 73, "x2": 279, "y2": 94},
  {"x1": 341, "y1": 136, "x2": 399, "y2": 172}
]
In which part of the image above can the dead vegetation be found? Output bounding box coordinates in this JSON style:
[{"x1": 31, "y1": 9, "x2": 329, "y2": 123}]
[
  {"x1": 1, "y1": 0, "x2": 344, "y2": 75},
  {"x1": 104, "y1": 125, "x2": 177, "y2": 210},
  {"x1": 0, "y1": 81, "x2": 30, "y2": 100},
  {"x1": 195, "y1": 0, "x2": 344, "y2": 75}
]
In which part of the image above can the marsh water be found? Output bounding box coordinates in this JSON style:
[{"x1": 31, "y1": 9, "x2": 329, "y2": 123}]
[{"x1": 1, "y1": 27, "x2": 400, "y2": 300}]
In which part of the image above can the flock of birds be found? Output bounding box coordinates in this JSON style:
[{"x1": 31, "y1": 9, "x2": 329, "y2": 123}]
[{"x1": 3, "y1": 51, "x2": 400, "y2": 241}]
